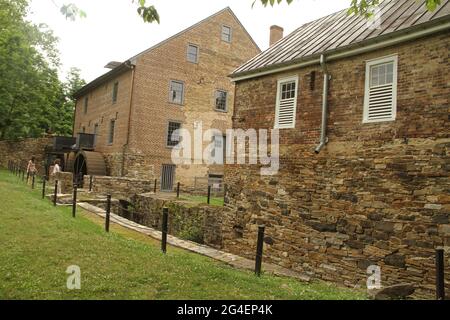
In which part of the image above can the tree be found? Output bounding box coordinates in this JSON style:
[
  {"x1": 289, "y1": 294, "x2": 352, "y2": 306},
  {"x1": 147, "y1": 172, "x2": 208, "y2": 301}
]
[
  {"x1": 255, "y1": 0, "x2": 443, "y2": 17},
  {"x1": 59, "y1": 0, "x2": 442, "y2": 23},
  {"x1": 0, "y1": 0, "x2": 85, "y2": 140}
]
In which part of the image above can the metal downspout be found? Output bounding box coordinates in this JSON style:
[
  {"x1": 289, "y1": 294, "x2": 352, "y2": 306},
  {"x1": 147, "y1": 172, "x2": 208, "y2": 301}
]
[{"x1": 315, "y1": 54, "x2": 330, "y2": 154}]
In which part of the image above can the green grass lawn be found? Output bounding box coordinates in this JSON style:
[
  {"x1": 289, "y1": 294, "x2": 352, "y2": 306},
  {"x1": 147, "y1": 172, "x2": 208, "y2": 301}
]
[
  {"x1": 0, "y1": 169, "x2": 366, "y2": 300},
  {"x1": 180, "y1": 195, "x2": 224, "y2": 207}
]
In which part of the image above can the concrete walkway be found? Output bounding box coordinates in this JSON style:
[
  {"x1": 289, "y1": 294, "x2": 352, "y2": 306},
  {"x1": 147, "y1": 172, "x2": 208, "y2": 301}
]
[{"x1": 78, "y1": 202, "x2": 311, "y2": 282}]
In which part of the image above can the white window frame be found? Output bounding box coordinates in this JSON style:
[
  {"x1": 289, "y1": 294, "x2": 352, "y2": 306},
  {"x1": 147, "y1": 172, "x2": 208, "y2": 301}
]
[
  {"x1": 275, "y1": 75, "x2": 299, "y2": 129},
  {"x1": 363, "y1": 55, "x2": 398, "y2": 124}
]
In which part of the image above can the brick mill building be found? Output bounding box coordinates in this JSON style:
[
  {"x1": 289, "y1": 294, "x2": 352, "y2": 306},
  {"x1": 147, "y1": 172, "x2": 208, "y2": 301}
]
[
  {"x1": 72, "y1": 7, "x2": 260, "y2": 191},
  {"x1": 224, "y1": 0, "x2": 450, "y2": 296}
]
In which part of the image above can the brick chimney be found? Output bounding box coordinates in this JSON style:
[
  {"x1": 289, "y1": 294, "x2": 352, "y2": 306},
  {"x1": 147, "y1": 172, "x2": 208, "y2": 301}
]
[{"x1": 270, "y1": 25, "x2": 284, "y2": 46}]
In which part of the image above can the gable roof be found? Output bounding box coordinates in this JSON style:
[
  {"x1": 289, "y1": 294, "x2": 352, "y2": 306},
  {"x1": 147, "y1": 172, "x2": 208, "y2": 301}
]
[
  {"x1": 232, "y1": 0, "x2": 450, "y2": 80},
  {"x1": 74, "y1": 7, "x2": 259, "y2": 99},
  {"x1": 130, "y1": 7, "x2": 260, "y2": 61}
]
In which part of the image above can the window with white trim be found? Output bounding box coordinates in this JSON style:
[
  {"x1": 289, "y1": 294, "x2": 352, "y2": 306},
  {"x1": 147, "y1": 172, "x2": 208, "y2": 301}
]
[
  {"x1": 363, "y1": 55, "x2": 398, "y2": 123},
  {"x1": 275, "y1": 76, "x2": 298, "y2": 129}
]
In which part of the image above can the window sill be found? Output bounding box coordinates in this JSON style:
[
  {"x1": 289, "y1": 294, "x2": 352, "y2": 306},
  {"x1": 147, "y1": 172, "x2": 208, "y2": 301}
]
[
  {"x1": 362, "y1": 118, "x2": 396, "y2": 124},
  {"x1": 214, "y1": 109, "x2": 228, "y2": 113},
  {"x1": 168, "y1": 102, "x2": 184, "y2": 107}
]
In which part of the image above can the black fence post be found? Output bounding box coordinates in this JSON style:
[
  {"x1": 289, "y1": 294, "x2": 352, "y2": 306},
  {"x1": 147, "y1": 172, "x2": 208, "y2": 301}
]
[
  {"x1": 176, "y1": 182, "x2": 180, "y2": 198},
  {"x1": 255, "y1": 225, "x2": 266, "y2": 277},
  {"x1": 161, "y1": 207, "x2": 169, "y2": 254},
  {"x1": 72, "y1": 185, "x2": 77, "y2": 218},
  {"x1": 436, "y1": 249, "x2": 445, "y2": 300},
  {"x1": 31, "y1": 173, "x2": 35, "y2": 189},
  {"x1": 42, "y1": 176, "x2": 47, "y2": 199},
  {"x1": 53, "y1": 180, "x2": 58, "y2": 206},
  {"x1": 223, "y1": 183, "x2": 227, "y2": 204},
  {"x1": 105, "y1": 194, "x2": 111, "y2": 232},
  {"x1": 22, "y1": 170, "x2": 25, "y2": 182},
  {"x1": 89, "y1": 175, "x2": 93, "y2": 192},
  {"x1": 154, "y1": 179, "x2": 157, "y2": 194},
  {"x1": 207, "y1": 185, "x2": 211, "y2": 205}
]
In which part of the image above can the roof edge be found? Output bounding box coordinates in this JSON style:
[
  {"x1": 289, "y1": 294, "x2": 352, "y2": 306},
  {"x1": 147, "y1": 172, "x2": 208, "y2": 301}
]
[
  {"x1": 73, "y1": 61, "x2": 134, "y2": 99},
  {"x1": 231, "y1": 14, "x2": 450, "y2": 81}
]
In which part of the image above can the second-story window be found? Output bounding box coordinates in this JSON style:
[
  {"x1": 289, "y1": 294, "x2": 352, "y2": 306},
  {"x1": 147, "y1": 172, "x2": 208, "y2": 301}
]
[
  {"x1": 169, "y1": 80, "x2": 184, "y2": 105},
  {"x1": 363, "y1": 55, "x2": 398, "y2": 123},
  {"x1": 187, "y1": 44, "x2": 199, "y2": 63},
  {"x1": 112, "y1": 82, "x2": 119, "y2": 104},
  {"x1": 83, "y1": 97, "x2": 89, "y2": 114},
  {"x1": 167, "y1": 121, "x2": 181, "y2": 147},
  {"x1": 215, "y1": 90, "x2": 228, "y2": 112},
  {"x1": 108, "y1": 120, "x2": 115, "y2": 145},
  {"x1": 222, "y1": 25, "x2": 232, "y2": 42},
  {"x1": 275, "y1": 76, "x2": 298, "y2": 129}
]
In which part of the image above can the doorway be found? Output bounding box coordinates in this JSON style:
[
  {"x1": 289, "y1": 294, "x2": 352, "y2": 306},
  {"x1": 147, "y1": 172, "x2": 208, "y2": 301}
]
[{"x1": 161, "y1": 164, "x2": 176, "y2": 192}]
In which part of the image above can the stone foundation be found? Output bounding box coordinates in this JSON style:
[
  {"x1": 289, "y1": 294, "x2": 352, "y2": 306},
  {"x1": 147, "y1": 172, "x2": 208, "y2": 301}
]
[
  {"x1": 128, "y1": 193, "x2": 225, "y2": 248},
  {"x1": 223, "y1": 138, "x2": 450, "y2": 298},
  {"x1": 0, "y1": 137, "x2": 53, "y2": 175},
  {"x1": 86, "y1": 175, "x2": 153, "y2": 200}
]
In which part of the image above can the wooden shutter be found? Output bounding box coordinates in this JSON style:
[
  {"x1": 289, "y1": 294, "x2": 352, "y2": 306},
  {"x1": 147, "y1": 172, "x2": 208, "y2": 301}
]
[
  {"x1": 364, "y1": 56, "x2": 398, "y2": 123},
  {"x1": 275, "y1": 76, "x2": 298, "y2": 129}
]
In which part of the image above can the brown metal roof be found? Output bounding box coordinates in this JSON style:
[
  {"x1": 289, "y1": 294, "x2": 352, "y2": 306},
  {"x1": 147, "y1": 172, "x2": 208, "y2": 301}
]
[{"x1": 233, "y1": 0, "x2": 450, "y2": 78}]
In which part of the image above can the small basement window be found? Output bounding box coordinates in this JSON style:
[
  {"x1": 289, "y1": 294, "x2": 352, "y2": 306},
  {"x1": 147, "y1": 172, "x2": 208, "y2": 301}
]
[{"x1": 363, "y1": 55, "x2": 398, "y2": 123}]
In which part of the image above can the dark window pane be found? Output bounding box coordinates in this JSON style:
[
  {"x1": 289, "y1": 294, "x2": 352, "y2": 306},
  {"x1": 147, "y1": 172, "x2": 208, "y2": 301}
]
[
  {"x1": 112, "y1": 82, "x2": 119, "y2": 103},
  {"x1": 215, "y1": 90, "x2": 227, "y2": 111},
  {"x1": 167, "y1": 122, "x2": 181, "y2": 147},
  {"x1": 170, "y1": 81, "x2": 184, "y2": 104}
]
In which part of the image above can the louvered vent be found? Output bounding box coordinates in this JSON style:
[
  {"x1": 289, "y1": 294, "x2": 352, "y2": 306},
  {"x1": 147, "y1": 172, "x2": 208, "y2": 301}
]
[
  {"x1": 276, "y1": 77, "x2": 298, "y2": 129},
  {"x1": 364, "y1": 57, "x2": 397, "y2": 123},
  {"x1": 367, "y1": 83, "x2": 394, "y2": 121}
]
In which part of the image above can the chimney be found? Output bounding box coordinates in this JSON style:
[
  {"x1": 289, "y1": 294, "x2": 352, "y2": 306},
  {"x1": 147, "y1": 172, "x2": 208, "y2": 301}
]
[{"x1": 270, "y1": 25, "x2": 284, "y2": 46}]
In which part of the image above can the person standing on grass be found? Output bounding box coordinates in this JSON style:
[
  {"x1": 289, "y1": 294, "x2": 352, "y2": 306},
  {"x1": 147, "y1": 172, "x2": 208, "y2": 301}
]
[
  {"x1": 26, "y1": 157, "x2": 37, "y2": 183},
  {"x1": 52, "y1": 159, "x2": 62, "y2": 194}
]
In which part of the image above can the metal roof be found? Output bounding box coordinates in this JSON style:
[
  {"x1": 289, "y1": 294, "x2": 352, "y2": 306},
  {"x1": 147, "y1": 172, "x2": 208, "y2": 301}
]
[{"x1": 233, "y1": 0, "x2": 450, "y2": 78}]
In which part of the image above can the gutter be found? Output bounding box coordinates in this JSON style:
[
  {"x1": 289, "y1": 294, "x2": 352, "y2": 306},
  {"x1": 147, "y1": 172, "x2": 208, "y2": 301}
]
[
  {"x1": 315, "y1": 54, "x2": 330, "y2": 154},
  {"x1": 230, "y1": 18, "x2": 450, "y2": 82},
  {"x1": 121, "y1": 62, "x2": 137, "y2": 177}
]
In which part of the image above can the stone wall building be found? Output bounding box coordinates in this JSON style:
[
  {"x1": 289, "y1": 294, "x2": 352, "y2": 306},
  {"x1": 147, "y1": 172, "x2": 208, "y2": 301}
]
[
  {"x1": 0, "y1": 136, "x2": 53, "y2": 175},
  {"x1": 73, "y1": 8, "x2": 260, "y2": 191},
  {"x1": 225, "y1": 0, "x2": 450, "y2": 297}
]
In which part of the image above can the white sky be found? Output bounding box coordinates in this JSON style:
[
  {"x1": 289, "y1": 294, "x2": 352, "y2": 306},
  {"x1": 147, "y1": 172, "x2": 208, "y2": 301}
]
[{"x1": 28, "y1": 0, "x2": 351, "y2": 82}]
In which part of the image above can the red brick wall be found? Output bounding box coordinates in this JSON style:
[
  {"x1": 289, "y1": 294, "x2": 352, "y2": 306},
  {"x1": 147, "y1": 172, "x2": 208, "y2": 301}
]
[{"x1": 224, "y1": 31, "x2": 450, "y2": 298}]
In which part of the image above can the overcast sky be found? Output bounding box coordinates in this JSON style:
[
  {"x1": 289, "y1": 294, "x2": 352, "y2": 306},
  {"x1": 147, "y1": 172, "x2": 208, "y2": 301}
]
[{"x1": 28, "y1": 0, "x2": 350, "y2": 83}]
